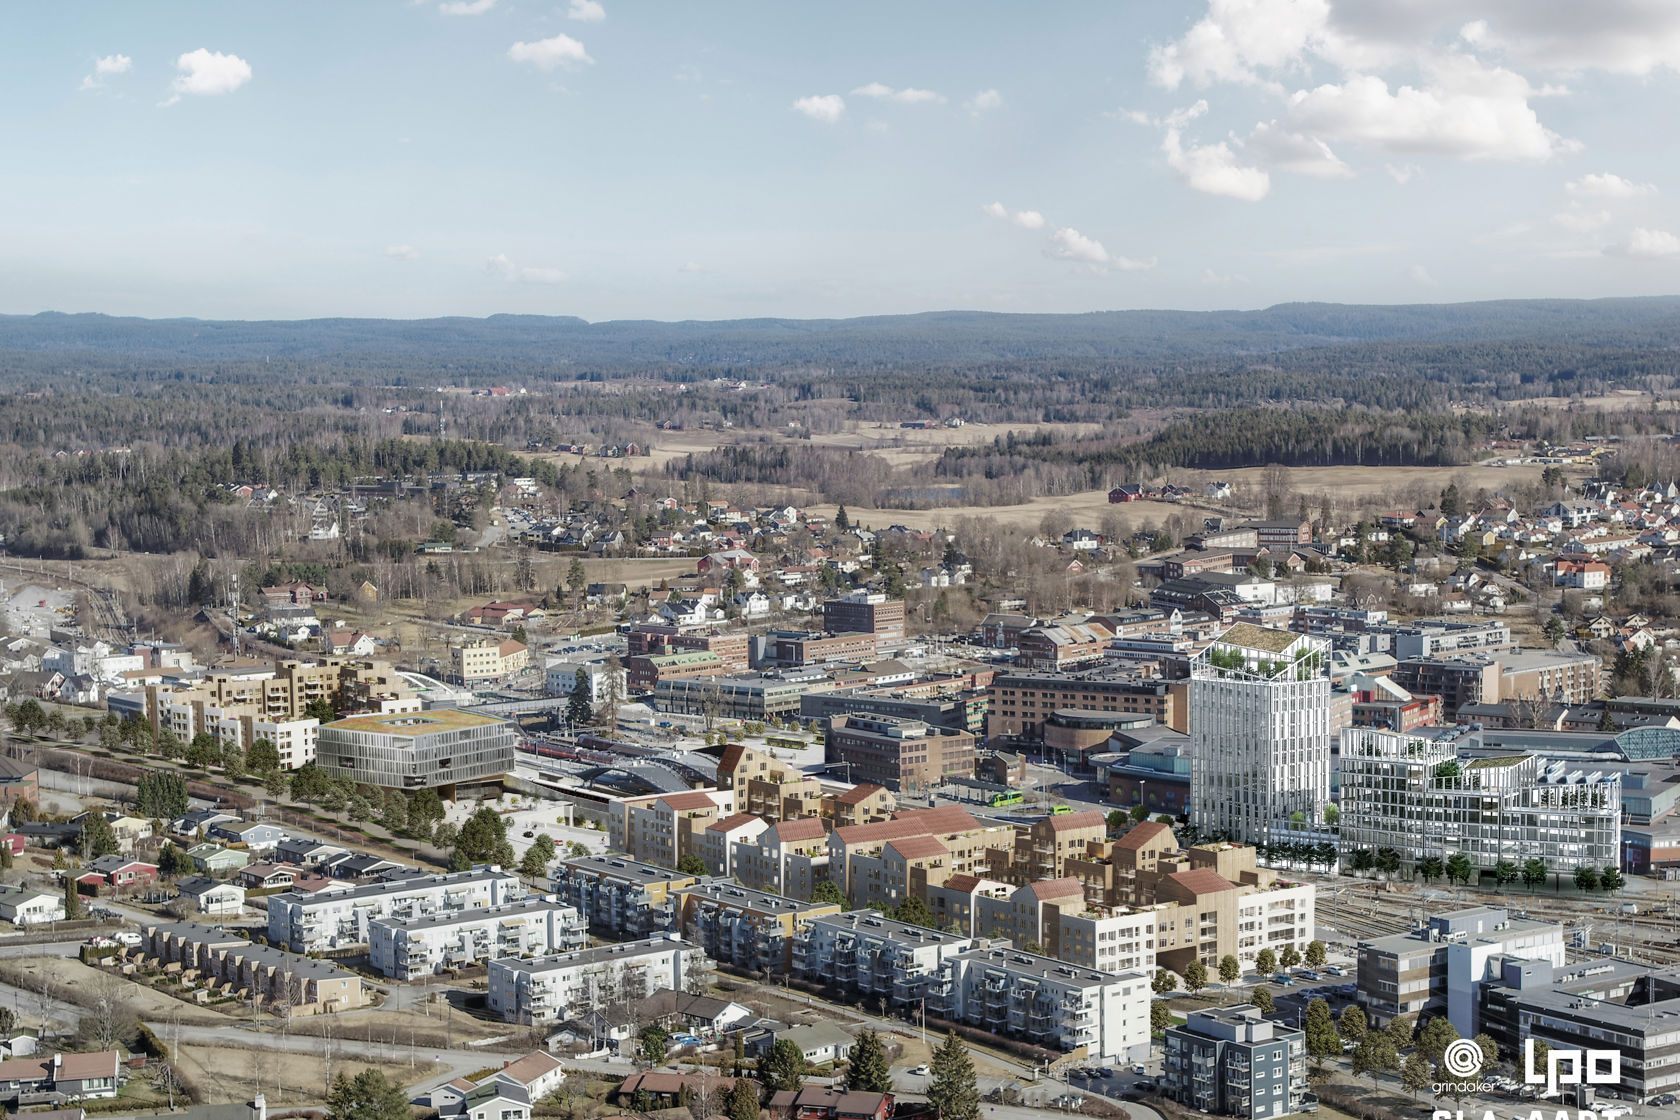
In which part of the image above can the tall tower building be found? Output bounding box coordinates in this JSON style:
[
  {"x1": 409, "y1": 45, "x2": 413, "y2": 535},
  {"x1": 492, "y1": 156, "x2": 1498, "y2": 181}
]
[{"x1": 1189, "y1": 624, "x2": 1331, "y2": 844}]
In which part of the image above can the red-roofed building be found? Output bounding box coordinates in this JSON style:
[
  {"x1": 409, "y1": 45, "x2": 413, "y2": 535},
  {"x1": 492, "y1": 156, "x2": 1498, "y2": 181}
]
[
  {"x1": 694, "y1": 811, "x2": 769, "y2": 878},
  {"x1": 735, "y1": 816, "x2": 831, "y2": 898},
  {"x1": 608, "y1": 789, "x2": 734, "y2": 868}
]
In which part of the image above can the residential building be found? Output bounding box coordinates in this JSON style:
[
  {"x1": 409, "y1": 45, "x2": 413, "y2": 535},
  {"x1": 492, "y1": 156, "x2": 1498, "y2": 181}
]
[
  {"x1": 487, "y1": 936, "x2": 708, "y2": 1025},
  {"x1": 452, "y1": 640, "x2": 530, "y2": 683},
  {"x1": 1163, "y1": 1005, "x2": 1306, "y2": 1119},
  {"x1": 694, "y1": 813, "x2": 768, "y2": 879},
  {"x1": 142, "y1": 921, "x2": 366, "y2": 1015},
  {"x1": 607, "y1": 790, "x2": 733, "y2": 868},
  {"x1": 933, "y1": 944, "x2": 1150, "y2": 1061},
  {"x1": 267, "y1": 866, "x2": 524, "y2": 952},
  {"x1": 0, "y1": 889, "x2": 65, "y2": 926},
  {"x1": 1338, "y1": 727, "x2": 1622, "y2": 874},
  {"x1": 1189, "y1": 624, "x2": 1332, "y2": 845},
  {"x1": 1355, "y1": 906, "x2": 1565, "y2": 1030},
  {"x1": 825, "y1": 784, "x2": 897, "y2": 828},
  {"x1": 0, "y1": 1051, "x2": 124, "y2": 1103},
  {"x1": 548, "y1": 855, "x2": 707, "y2": 937},
  {"x1": 1002, "y1": 811, "x2": 1108, "y2": 884},
  {"x1": 315, "y1": 709, "x2": 516, "y2": 791},
  {"x1": 715, "y1": 743, "x2": 824, "y2": 823},
  {"x1": 369, "y1": 899, "x2": 585, "y2": 980},
  {"x1": 1386, "y1": 620, "x2": 1514, "y2": 660},
  {"x1": 793, "y1": 910, "x2": 979, "y2": 1012},
  {"x1": 822, "y1": 714, "x2": 975, "y2": 793},
  {"x1": 446, "y1": 1081, "x2": 530, "y2": 1120},
  {"x1": 733, "y1": 817, "x2": 831, "y2": 899},
  {"x1": 174, "y1": 875, "x2": 245, "y2": 916},
  {"x1": 673, "y1": 881, "x2": 842, "y2": 976},
  {"x1": 826, "y1": 806, "x2": 1012, "y2": 909}
]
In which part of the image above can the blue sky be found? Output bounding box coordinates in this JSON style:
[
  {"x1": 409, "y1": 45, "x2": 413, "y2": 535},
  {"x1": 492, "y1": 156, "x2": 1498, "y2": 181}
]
[{"x1": 6, "y1": 0, "x2": 1680, "y2": 320}]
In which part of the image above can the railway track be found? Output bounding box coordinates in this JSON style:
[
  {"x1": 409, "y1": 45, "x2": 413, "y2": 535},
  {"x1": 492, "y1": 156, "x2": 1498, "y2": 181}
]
[{"x1": 1, "y1": 559, "x2": 132, "y2": 644}]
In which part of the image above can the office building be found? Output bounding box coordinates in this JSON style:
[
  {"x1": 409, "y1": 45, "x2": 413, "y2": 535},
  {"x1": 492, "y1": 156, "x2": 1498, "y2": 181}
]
[
  {"x1": 487, "y1": 936, "x2": 707, "y2": 1024},
  {"x1": 368, "y1": 899, "x2": 585, "y2": 980},
  {"x1": 653, "y1": 670, "x2": 836, "y2": 721},
  {"x1": 1391, "y1": 649, "x2": 1601, "y2": 721},
  {"x1": 987, "y1": 669, "x2": 1181, "y2": 740},
  {"x1": 1189, "y1": 625, "x2": 1332, "y2": 845},
  {"x1": 267, "y1": 866, "x2": 523, "y2": 952},
  {"x1": 822, "y1": 594, "x2": 907, "y2": 656},
  {"x1": 315, "y1": 709, "x2": 516, "y2": 791},
  {"x1": 1338, "y1": 727, "x2": 1622, "y2": 874},
  {"x1": 1355, "y1": 906, "x2": 1564, "y2": 1030},
  {"x1": 452, "y1": 639, "x2": 529, "y2": 683},
  {"x1": 1480, "y1": 958, "x2": 1680, "y2": 1104},
  {"x1": 823, "y1": 714, "x2": 976, "y2": 793},
  {"x1": 1163, "y1": 1005, "x2": 1306, "y2": 1119}
]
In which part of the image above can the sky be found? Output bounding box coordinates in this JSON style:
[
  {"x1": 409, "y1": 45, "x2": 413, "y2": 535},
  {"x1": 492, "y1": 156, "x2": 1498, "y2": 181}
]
[{"x1": 7, "y1": 0, "x2": 1680, "y2": 321}]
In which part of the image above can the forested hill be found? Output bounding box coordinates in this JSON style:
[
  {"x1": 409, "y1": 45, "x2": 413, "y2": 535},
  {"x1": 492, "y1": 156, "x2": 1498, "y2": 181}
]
[{"x1": 6, "y1": 296, "x2": 1680, "y2": 367}]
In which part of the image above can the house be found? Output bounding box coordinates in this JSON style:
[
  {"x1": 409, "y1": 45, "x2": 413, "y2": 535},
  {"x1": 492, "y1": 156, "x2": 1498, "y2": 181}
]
[
  {"x1": 751, "y1": 1022, "x2": 855, "y2": 1065},
  {"x1": 445, "y1": 1080, "x2": 530, "y2": 1120},
  {"x1": 615, "y1": 1073, "x2": 739, "y2": 1110},
  {"x1": 324, "y1": 630, "x2": 378, "y2": 657},
  {"x1": 209, "y1": 820, "x2": 288, "y2": 853},
  {"x1": 174, "y1": 876, "x2": 246, "y2": 916},
  {"x1": 173, "y1": 809, "x2": 240, "y2": 837},
  {"x1": 77, "y1": 856, "x2": 158, "y2": 890},
  {"x1": 0, "y1": 889, "x2": 65, "y2": 926},
  {"x1": 492, "y1": 1051, "x2": 568, "y2": 1101},
  {"x1": 50, "y1": 1051, "x2": 124, "y2": 1100},
  {"x1": 1108, "y1": 485, "x2": 1143, "y2": 504},
  {"x1": 187, "y1": 843, "x2": 251, "y2": 876},
  {"x1": 767, "y1": 1087, "x2": 893, "y2": 1120},
  {"x1": 240, "y1": 863, "x2": 300, "y2": 890}
]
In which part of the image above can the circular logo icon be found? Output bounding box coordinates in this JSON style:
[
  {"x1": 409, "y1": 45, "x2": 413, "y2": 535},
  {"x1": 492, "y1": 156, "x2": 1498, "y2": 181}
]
[{"x1": 1442, "y1": 1039, "x2": 1483, "y2": 1078}]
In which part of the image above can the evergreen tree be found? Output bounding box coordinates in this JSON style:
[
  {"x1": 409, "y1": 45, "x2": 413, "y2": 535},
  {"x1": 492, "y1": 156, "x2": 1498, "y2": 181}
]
[
  {"x1": 725, "y1": 1078, "x2": 760, "y2": 1120},
  {"x1": 454, "y1": 804, "x2": 510, "y2": 866},
  {"x1": 567, "y1": 670, "x2": 594, "y2": 726},
  {"x1": 520, "y1": 834, "x2": 556, "y2": 878},
  {"x1": 157, "y1": 843, "x2": 194, "y2": 879},
  {"x1": 846, "y1": 1029, "x2": 892, "y2": 1093},
  {"x1": 326, "y1": 1069, "x2": 411, "y2": 1120},
  {"x1": 889, "y1": 895, "x2": 937, "y2": 929},
  {"x1": 64, "y1": 876, "x2": 82, "y2": 920},
  {"x1": 136, "y1": 772, "x2": 190, "y2": 820},
  {"x1": 926, "y1": 1031, "x2": 978, "y2": 1120},
  {"x1": 677, "y1": 854, "x2": 708, "y2": 876},
  {"x1": 762, "y1": 1039, "x2": 806, "y2": 1093},
  {"x1": 81, "y1": 815, "x2": 119, "y2": 859}
]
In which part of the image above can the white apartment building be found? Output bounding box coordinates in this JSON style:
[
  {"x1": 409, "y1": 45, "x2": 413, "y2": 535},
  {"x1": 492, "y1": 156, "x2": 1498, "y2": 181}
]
[
  {"x1": 544, "y1": 659, "x2": 628, "y2": 707},
  {"x1": 158, "y1": 699, "x2": 321, "y2": 766},
  {"x1": 369, "y1": 899, "x2": 585, "y2": 980},
  {"x1": 1051, "y1": 906, "x2": 1161, "y2": 975},
  {"x1": 1338, "y1": 726, "x2": 1622, "y2": 873},
  {"x1": 1190, "y1": 624, "x2": 1332, "y2": 844},
  {"x1": 267, "y1": 866, "x2": 524, "y2": 952},
  {"x1": 793, "y1": 910, "x2": 980, "y2": 1010},
  {"x1": 1233, "y1": 882, "x2": 1317, "y2": 969},
  {"x1": 932, "y1": 945, "x2": 1151, "y2": 1062},
  {"x1": 487, "y1": 935, "x2": 707, "y2": 1024}
]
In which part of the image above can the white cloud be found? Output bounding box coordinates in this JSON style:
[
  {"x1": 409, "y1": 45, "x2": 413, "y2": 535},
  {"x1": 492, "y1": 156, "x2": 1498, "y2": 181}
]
[
  {"x1": 1453, "y1": 3, "x2": 1680, "y2": 76},
  {"x1": 793, "y1": 94, "x2": 845, "y2": 123},
  {"x1": 1408, "y1": 263, "x2": 1438, "y2": 286},
  {"x1": 508, "y1": 34, "x2": 593, "y2": 69},
  {"x1": 487, "y1": 254, "x2": 568, "y2": 283},
  {"x1": 965, "y1": 89, "x2": 1003, "y2": 113},
  {"x1": 1162, "y1": 123, "x2": 1271, "y2": 201},
  {"x1": 166, "y1": 49, "x2": 252, "y2": 102},
  {"x1": 567, "y1": 0, "x2": 606, "y2": 21},
  {"x1": 851, "y1": 82, "x2": 944, "y2": 104},
  {"x1": 1566, "y1": 172, "x2": 1657, "y2": 197},
  {"x1": 383, "y1": 245, "x2": 420, "y2": 261},
  {"x1": 1246, "y1": 121, "x2": 1352, "y2": 178},
  {"x1": 80, "y1": 53, "x2": 132, "y2": 90},
  {"x1": 677, "y1": 261, "x2": 705, "y2": 274},
  {"x1": 982, "y1": 202, "x2": 1046, "y2": 229},
  {"x1": 1551, "y1": 209, "x2": 1611, "y2": 233},
  {"x1": 1047, "y1": 228, "x2": 1156, "y2": 272},
  {"x1": 1201, "y1": 268, "x2": 1247, "y2": 285},
  {"x1": 1149, "y1": 0, "x2": 1357, "y2": 91},
  {"x1": 1617, "y1": 228, "x2": 1680, "y2": 258},
  {"x1": 439, "y1": 0, "x2": 496, "y2": 13},
  {"x1": 1283, "y1": 55, "x2": 1568, "y2": 161},
  {"x1": 1385, "y1": 161, "x2": 1423, "y2": 183}
]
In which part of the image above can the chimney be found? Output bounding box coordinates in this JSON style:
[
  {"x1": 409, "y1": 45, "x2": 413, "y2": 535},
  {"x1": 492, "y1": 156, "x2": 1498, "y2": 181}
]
[{"x1": 250, "y1": 1093, "x2": 267, "y2": 1120}]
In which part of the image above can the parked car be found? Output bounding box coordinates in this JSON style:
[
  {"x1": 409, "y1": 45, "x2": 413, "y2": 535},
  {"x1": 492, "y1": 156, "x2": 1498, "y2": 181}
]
[
  {"x1": 113, "y1": 931, "x2": 141, "y2": 947},
  {"x1": 1326, "y1": 966, "x2": 1346, "y2": 976},
  {"x1": 910, "y1": 1066, "x2": 929, "y2": 1076},
  {"x1": 1651, "y1": 1094, "x2": 1676, "y2": 1106},
  {"x1": 1135, "y1": 1082, "x2": 1157, "y2": 1095}
]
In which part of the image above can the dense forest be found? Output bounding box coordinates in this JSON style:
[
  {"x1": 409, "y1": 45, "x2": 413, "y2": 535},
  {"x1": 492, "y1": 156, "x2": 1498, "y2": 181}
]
[{"x1": 3, "y1": 297, "x2": 1680, "y2": 552}]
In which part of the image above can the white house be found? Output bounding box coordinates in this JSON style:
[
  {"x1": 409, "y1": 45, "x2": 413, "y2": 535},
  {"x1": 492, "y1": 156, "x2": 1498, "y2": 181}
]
[
  {"x1": 174, "y1": 875, "x2": 246, "y2": 916},
  {"x1": 0, "y1": 889, "x2": 66, "y2": 926}
]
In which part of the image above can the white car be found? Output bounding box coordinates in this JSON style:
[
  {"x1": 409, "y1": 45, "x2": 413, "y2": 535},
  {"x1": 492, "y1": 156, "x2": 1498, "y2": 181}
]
[
  {"x1": 910, "y1": 1066, "x2": 929, "y2": 1076},
  {"x1": 113, "y1": 931, "x2": 142, "y2": 947}
]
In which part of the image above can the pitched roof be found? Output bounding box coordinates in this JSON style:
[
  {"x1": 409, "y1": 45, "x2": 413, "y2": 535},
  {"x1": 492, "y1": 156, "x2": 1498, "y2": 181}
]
[
  {"x1": 835, "y1": 783, "x2": 887, "y2": 805},
  {"x1": 706, "y1": 812, "x2": 764, "y2": 834},
  {"x1": 497, "y1": 1050, "x2": 564, "y2": 1088},
  {"x1": 1114, "y1": 820, "x2": 1173, "y2": 851},
  {"x1": 1046, "y1": 810, "x2": 1106, "y2": 832},
  {"x1": 1165, "y1": 868, "x2": 1239, "y2": 897},
  {"x1": 717, "y1": 742, "x2": 749, "y2": 778},
  {"x1": 885, "y1": 836, "x2": 948, "y2": 861},
  {"x1": 940, "y1": 874, "x2": 983, "y2": 893},
  {"x1": 657, "y1": 792, "x2": 720, "y2": 812},
  {"x1": 1022, "y1": 877, "x2": 1085, "y2": 901},
  {"x1": 770, "y1": 817, "x2": 827, "y2": 844},
  {"x1": 56, "y1": 1051, "x2": 120, "y2": 1082}
]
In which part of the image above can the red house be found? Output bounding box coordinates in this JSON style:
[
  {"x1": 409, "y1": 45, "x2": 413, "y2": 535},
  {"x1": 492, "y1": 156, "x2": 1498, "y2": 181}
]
[
  {"x1": 1108, "y1": 484, "x2": 1143, "y2": 503},
  {"x1": 77, "y1": 857, "x2": 159, "y2": 890},
  {"x1": 768, "y1": 1087, "x2": 893, "y2": 1120}
]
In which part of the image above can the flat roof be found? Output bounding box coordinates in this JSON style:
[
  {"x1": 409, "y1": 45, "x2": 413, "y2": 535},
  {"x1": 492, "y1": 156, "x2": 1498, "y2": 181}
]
[
  {"x1": 372, "y1": 897, "x2": 575, "y2": 933},
  {"x1": 273, "y1": 865, "x2": 515, "y2": 908},
  {"x1": 323, "y1": 709, "x2": 506, "y2": 736},
  {"x1": 493, "y1": 935, "x2": 695, "y2": 974}
]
